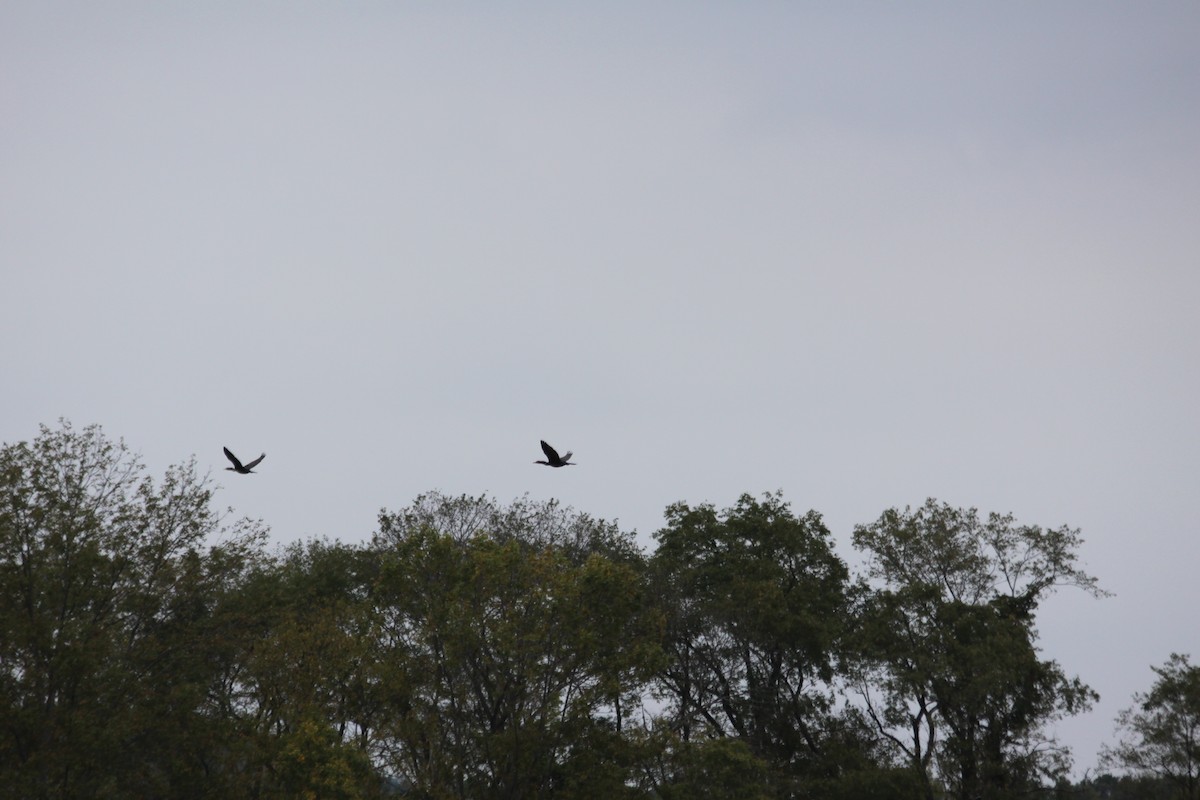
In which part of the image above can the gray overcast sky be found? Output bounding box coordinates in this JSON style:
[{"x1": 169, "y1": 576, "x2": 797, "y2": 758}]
[{"x1": 3, "y1": 1, "x2": 1198, "y2": 775}]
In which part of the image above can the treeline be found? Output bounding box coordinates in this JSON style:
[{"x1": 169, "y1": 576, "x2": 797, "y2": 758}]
[{"x1": 0, "y1": 422, "x2": 1131, "y2": 798}]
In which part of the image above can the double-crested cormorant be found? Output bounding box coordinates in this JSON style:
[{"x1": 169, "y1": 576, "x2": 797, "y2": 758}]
[
  {"x1": 535, "y1": 440, "x2": 574, "y2": 468},
  {"x1": 224, "y1": 446, "x2": 265, "y2": 474}
]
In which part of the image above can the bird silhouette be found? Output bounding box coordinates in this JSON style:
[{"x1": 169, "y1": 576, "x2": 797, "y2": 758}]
[
  {"x1": 535, "y1": 440, "x2": 575, "y2": 467},
  {"x1": 224, "y1": 446, "x2": 265, "y2": 474}
]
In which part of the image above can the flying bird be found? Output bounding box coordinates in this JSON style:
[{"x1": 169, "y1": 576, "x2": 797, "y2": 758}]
[
  {"x1": 224, "y1": 446, "x2": 266, "y2": 474},
  {"x1": 535, "y1": 440, "x2": 575, "y2": 468}
]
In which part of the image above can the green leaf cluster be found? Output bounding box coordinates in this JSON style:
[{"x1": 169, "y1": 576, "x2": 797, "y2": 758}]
[
  {"x1": 1101, "y1": 653, "x2": 1200, "y2": 800},
  {"x1": 1, "y1": 423, "x2": 1117, "y2": 799}
]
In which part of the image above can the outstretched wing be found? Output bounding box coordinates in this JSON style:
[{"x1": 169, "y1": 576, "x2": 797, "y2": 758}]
[
  {"x1": 223, "y1": 447, "x2": 244, "y2": 471},
  {"x1": 561, "y1": 452, "x2": 573, "y2": 463},
  {"x1": 243, "y1": 453, "x2": 266, "y2": 470},
  {"x1": 540, "y1": 440, "x2": 560, "y2": 462}
]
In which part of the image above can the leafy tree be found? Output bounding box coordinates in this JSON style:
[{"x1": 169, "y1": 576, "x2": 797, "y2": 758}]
[
  {"x1": 376, "y1": 491, "x2": 642, "y2": 565},
  {"x1": 4, "y1": 425, "x2": 1125, "y2": 800},
  {"x1": 850, "y1": 499, "x2": 1104, "y2": 800},
  {"x1": 1101, "y1": 653, "x2": 1200, "y2": 800},
  {"x1": 648, "y1": 492, "x2": 852, "y2": 790},
  {"x1": 223, "y1": 539, "x2": 384, "y2": 798},
  {"x1": 1067, "y1": 772, "x2": 1180, "y2": 800},
  {"x1": 0, "y1": 421, "x2": 267, "y2": 797},
  {"x1": 648, "y1": 735, "x2": 775, "y2": 800},
  {"x1": 265, "y1": 715, "x2": 378, "y2": 800},
  {"x1": 366, "y1": 494, "x2": 662, "y2": 798}
]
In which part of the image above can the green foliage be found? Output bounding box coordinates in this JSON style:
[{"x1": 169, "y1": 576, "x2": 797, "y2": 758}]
[
  {"x1": 852, "y1": 499, "x2": 1103, "y2": 603},
  {"x1": 850, "y1": 499, "x2": 1102, "y2": 800},
  {"x1": 649, "y1": 492, "x2": 852, "y2": 787},
  {"x1": 2, "y1": 423, "x2": 1118, "y2": 799},
  {"x1": 0, "y1": 421, "x2": 268, "y2": 797},
  {"x1": 374, "y1": 491, "x2": 642, "y2": 565},
  {"x1": 1069, "y1": 772, "x2": 1182, "y2": 800},
  {"x1": 1102, "y1": 653, "x2": 1200, "y2": 800},
  {"x1": 650, "y1": 736, "x2": 775, "y2": 800},
  {"x1": 268, "y1": 716, "x2": 378, "y2": 800},
  {"x1": 802, "y1": 763, "x2": 928, "y2": 800},
  {"x1": 366, "y1": 493, "x2": 663, "y2": 798}
]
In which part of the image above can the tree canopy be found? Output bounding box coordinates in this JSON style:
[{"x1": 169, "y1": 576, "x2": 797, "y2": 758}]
[
  {"x1": 849, "y1": 499, "x2": 1104, "y2": 800},
  {"x1": 1102, "y1": 653, "x2": 1200, "y2": 800},
  {"x1": 0, "y1": 422, "x2": 1122, "y2": 799}
]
